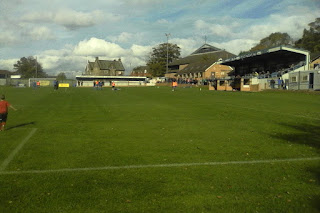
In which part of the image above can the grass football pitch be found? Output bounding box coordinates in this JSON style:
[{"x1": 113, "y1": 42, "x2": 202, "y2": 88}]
[{"x1": 0, "y1": 86, "x2": 319, "y2": 212}]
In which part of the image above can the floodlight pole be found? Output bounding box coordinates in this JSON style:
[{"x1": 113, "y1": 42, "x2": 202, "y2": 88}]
[{"x1": 165, "y1": 33, "x2": 171, "y2": 74}]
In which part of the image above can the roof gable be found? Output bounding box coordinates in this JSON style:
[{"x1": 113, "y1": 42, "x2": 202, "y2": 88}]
[{"x1": 191, "y1": 44, "x2": 221, "y2": 55}]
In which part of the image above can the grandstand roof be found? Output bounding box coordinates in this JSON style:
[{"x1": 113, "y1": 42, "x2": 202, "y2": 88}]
[{"x1": 220, "y1": 46, "x2": 310, "y2": 76}]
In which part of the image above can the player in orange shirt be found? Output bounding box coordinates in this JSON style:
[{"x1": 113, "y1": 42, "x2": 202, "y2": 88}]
[
  {"x1": 172, "y1": 81, "x2": 178, "y2": 91},
  {"x1": 0, "y1": 95, "x2": 17, "y2": 131}
]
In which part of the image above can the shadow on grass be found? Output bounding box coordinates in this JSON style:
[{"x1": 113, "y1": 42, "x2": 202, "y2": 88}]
[
  {"x1": 271, "y1": 122, "x2": 320, "y2": 210},
  {"x1": 6, "y1": 122, "x2": 36, "y2": 131},
  {"x1": 274, "y1": 122, "x2": 320, "y2": 150}
]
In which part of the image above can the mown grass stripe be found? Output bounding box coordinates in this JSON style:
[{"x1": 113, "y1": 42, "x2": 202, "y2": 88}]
[{"x1": 0, "y1": 157, "x2": 319, "y2": 175}]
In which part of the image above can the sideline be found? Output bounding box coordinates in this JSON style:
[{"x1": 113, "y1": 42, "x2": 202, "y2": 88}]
[
  {"x1": 0, "y1": 128, "x2": 37, "y2": 171},
  {"x1": 0, "y1": 157, "x2": 319, "y2": 175}
]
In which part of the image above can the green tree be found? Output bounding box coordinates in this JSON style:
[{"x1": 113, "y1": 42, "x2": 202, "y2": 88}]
[
  {"x1": 147, "y1": 43, "x2": 181, "y2": 77},
  {"x1": 238, "y1": 32, "x2": 293, "y2": 55},
  {"x1": 249, "y1": 32, "x2": 293, "y2": 52},
  {"x1": 56, "y1": 72, "x2": 67, "y2": 81},
  {"x1": 295, "y1": 17, "x2": 320, "y2": 53},
  {"x1": 13, "y1": 56, "x2": 47, "y2": 78},
  {"x1": 238, "y1": 50, "x2": 251, "y2": 56}
]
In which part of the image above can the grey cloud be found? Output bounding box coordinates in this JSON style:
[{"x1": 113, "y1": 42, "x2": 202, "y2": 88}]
[{"x1": 21, "y1": 9, "x2": 109, "y2": 30}]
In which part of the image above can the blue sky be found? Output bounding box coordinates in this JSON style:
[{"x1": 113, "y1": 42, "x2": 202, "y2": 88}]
[{"x1": 0, "y1": 0, "x2": 319, "y2": 77}]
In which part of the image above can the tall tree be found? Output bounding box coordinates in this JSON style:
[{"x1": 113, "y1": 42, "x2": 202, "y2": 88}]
[
  {"x1": 147, "y1": 43, "x2": 181, "y2": 77},
  {"x1": 238, "y1": 32, "x2": 293, "y2": 55},
  {"x1": 295, "y1": 17, "x2": 320, "y2": 53},
  {"x1": 13, "y1": 56, "x2": 47, "y2": 78},
  {"x1": 56, "y1": 72, "x2": 67, "y2": 81},
  {"x1": 250, "y1": 32, "x2": 293, "y2": 52}
]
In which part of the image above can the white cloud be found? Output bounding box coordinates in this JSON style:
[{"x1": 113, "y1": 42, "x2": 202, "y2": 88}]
[
  {"x1": 112, "y1": 32, "x2": 134, "y2": 43},
  {"x1": 170, "y1": 38, "x2": 200, "y2": 57},
  {"x1": 214, "y1": 39, "x2": 257, "y2": 55},
  {"x1": 73, "y1": 37, "x2": 127, "y2": 57},
  {"x1": 0, "y1": 58, "x2": 17, "y2": 71},
  {"x1": 25, "y1": 26, "x2": 55, "y2": 40},
  {"x1": 130, "y1": 44, "x2": 151, "y2": 58},
  {"x1": 194, "y1": 19, "x2": 234, "y2": 38},
  {"x1": 0, "y1": 31, "x2": 19, "y2": 45},
  {"x1": 108, "y1": 32, "x2": 148, "y2": 45},
  {"x1": 157, "y1": 19, "x2": 170, "y2": 24}
]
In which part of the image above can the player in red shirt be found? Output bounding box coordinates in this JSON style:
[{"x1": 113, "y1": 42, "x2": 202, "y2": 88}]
[{"x1": 0, "y1": 95, "x2": 17, "y2": 131}]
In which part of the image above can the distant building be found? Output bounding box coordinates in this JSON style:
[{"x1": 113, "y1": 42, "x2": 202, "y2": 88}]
[
  {"x1": 177, "y1": 61, "x2": 233, "y2": 80},
  {"x1": 166, "y1": 43, "x2": 235, "y2": 79},
  {"x1": 0, "y1": 70, "x2": 13, "y2": 86},
  {"x1": 85, "y1": 57, "x2": 125, "y2": 76},
  {"x1": 130, "y1": 66, "x2": 152, "y2": 77},
  {"x1": 310, "y1": 54, "x2": 320, "y2": 70},
  {"x1": 0, "y1": 70, "x2": 12, "y2": 79}
]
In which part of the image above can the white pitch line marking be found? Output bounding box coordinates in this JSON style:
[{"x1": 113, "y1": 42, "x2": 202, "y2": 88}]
[
  {"x1": 0, "y1": 128, "x2": 37, "y2": 171},
  {"x1": 0, "y1": 157, "x2": 319, "y2": 175}
]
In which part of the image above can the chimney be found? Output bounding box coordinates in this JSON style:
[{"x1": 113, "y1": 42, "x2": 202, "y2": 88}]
[{"x1": 95, "y1": 57, "x2": 99, "y2": 61}]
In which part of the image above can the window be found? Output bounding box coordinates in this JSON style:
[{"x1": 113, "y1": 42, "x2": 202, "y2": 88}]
[
  {"x1": 244, "y1": 79, "x2": 250, "y2": 85},
  {"x1": 291, "y1": 76, "x2": 297, "y2": 82},
  {"x1": 219, "y1": 80, "x2": 225, "y2": 86},
  {"x1": 302, "y1": 75, "x2": 308, "y2": 82},
  {"x1": 221, "y1": 72, "x2": 225, "y2": 76}
]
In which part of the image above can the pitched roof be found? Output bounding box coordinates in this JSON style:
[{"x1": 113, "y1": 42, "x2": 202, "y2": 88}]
[
  {"x1": 169, "y1": 50, "x2": 235, "y2": 66},
  {"x1": 311, "y1": 52, "x2": 320, "y2": 62},
  {"x1": 190, "y1": 43, "x2": 221, "y2": 55},
  {"x1": 178, "y1": 61, "x2": 214, "y2": 74},
  {"x1": 87, "y1": 58, "x2": 125, "y2": 71},
  {"x1": 98, "y1": 60, "x2": 125, "y2": 71},
  {"x1": 0, "y1": 70, "x2": 13, "y2": 75}
]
